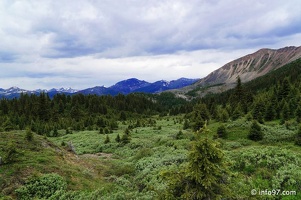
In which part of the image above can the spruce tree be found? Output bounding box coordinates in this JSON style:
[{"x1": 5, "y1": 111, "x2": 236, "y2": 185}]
[
  {"x1": 165, "y1": 124, "x2": 230, "y2": 199},
  {"x1": 217, "y1": 124, "x2": 227, "y2": 139},
  {"x1": 104, "y1": 135, "x2": 110, "y2": 144},
  {"x1": 25, "y1": 128, "x2": 33, "y2": 141},
  {"x1": 115, "y1": 134, "x2": 121, "y2": 143},
  {"x1": 248, "y1": 120, "x2": 263, "y2": 141},
  {"x1": 295, "y1": 125, "x2": 301, "y2": 146},
  {"x1": 295, "y1": 105, "x2": 301, "y2": 123}
]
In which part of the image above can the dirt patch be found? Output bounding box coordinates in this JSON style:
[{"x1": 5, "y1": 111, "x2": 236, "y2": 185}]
[{"x1": 81, "y1": 152, "x2": 113, "y2": 160}]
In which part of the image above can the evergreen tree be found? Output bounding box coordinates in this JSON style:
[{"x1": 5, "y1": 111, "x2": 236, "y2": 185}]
[
  {"x1": 248, "y1": 120, "x2": 263, "y2": 141},
  {"x1": 121, "y1": 133, "x2": 131, "y2": 144},
  {"x1": 295, "y1": 125, "x2": 301, "y2": 146},
  {"x1": 232, "y1": 103, "x2": 243, "y2": 120},
  {"x1": 104, "y1": 135, "x2": 110, "y2": 144},
  {"x1": 217, "y1": 124, "x2": 227, "y2": 139},
  {"x1": 219, "y1": 109, "x2": 229, "y2": 122},
  {"x1": 295, "y1": 105, "x2": 301, "y2": 123},
  {"x1": 264, "y1": 103, "x2": 276, "y2": 121},
  {"x1": 165, "y1": 124, "x2": 230, "y2": 199},
  {"x1": 25, "y1": 128, "x2": 33, "y2": 141},
  {"x1": 119, "y1": 111, "x2": 127, "y2": 121},
  {"x1": 115, "y1": 134, "x2": 121, "y2": 143},
  {"x1": 281, "y1": 101, "x2": 290, "y2": 121},
  {"x1": 183, "y1": 119, "x2": 189, "y2": 130}
]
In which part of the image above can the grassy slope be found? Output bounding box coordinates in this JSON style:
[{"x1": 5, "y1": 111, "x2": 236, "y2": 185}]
[{"x1": 0, "y1": 131, "x2": 110, "y2": 199}]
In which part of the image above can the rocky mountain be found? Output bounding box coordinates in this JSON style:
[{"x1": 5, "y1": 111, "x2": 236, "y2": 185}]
[
  {"x1": 198, "y1": 46, "x2": 301, "y2": 86},
  {"x1": 0, "y1": 78, "x2": 199, "y2": 99},
  {"x1": 173, "y1": 46, "x2": 301, "y2": 98}
]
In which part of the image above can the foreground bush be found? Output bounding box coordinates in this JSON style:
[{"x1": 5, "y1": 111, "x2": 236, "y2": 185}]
[{"x1": 15, "y1": 173, "x2": 67, "y2": 200}]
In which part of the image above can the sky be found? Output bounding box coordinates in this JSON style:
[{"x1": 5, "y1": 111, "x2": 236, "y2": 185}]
[{"x1": 1, "y1": 0, "x2": 301, "y2": 90}]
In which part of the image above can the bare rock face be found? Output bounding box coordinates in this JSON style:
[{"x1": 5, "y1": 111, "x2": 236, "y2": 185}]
[{"x1": 198, "y1": 46, "x2": 301, "y2": 85}]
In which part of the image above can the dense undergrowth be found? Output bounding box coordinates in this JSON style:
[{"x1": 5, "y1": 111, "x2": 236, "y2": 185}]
[{"x1": 1, "y1": 117, "x2": 301, "y2": 199}]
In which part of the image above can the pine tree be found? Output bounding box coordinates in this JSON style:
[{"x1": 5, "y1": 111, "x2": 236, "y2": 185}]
[
  {"x1": 281, "y1": 101, "x2": 290, "y2": 121},
  {"x1": 295, "y1": 105, "x2": 301, "y2": 123},
  {"x1": 115, "y1": 134, "x2": 121, "y2": 143},
  {"x1": 264, "y1": 103, "x2": 276, "y2": 121},
  {"x1": 165, "y1": 124, "x2": 230, "y2": 199},
  {"x1": 121, "y1": 133, "x2": 131, "y2": 144},
  {"x1": 25, "y1": 128, "x2": 33, "y2": 141},
  {"x1": 295, "y1": 125, "x2": 301, "y2": 146},
  {"x1": 248, "y1": 120, "x2": 263, "y2": 141},
  {"x1": 217, "y1": 124, "x2": 227, "y2": 139},
  {"x1": 104, "y1": 135, "x2": 110, "y2": 144},
  {"x1": 183, "y1": 119, "x2": 189, "y2": 130}
]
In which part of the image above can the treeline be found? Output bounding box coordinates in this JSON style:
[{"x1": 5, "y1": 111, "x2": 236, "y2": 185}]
[
  {"x1": 0, "y1": 91, "x2": 194, "y2": 135},
  {"x1": 186, "y1": 58, "x2": 301, "y2": 132},
  {"x1": 0, "y1": 93, "x2": 162, "y2": 135}
]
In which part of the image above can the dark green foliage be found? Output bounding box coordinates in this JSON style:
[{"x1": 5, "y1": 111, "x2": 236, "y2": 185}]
[
  {"x1": 220, "y1": 109, "x2": 230, "y2": 122},
  {"x1": 248, "y1": 120, "x2": 263, "y2": 141},
  {"x1": 119, "y1": 111, "x2": 127, "y2": 121},
  {"x1": 0, "y1": 92, "x2": 166, "y2": 134},
  {"x1": 295, "y1": 125, "x2": 301, "y2": 146},
  {"x1": 165, "y1": 125, "x2": 230, "y2": 199},
  {"x1": 15, "y1": 173, "x2": 67, "y2": 199},
  {"x1": 296, "y1": 105, "x2": 301, "y2": 123},
  {"x1": 252, "y1": 99, "x2": 265, "y2": 124},
  {"x1": 264, "y1": 103, "x2": 276, "y2": 121},
  {"x1": 115, "y1": 134, "x2": 121, "y2": 143},
  {"x1": 104, "y1": 128, "x2": 110, "y2": 134},
  {"x1": 104, "y1": 135, "x2": 110, "y2": 144},
  {"x1": 232, "y1": 103, "x2": 243, "y2": 120},
  {"x1": 183, "y1": 119, "x2": 189, "y2": 130},
  {"x1": 121, "y1": 133, "x2": 131, "y2": 144},
  {"x1": 175, "y1": 130, "x2": 184, "y2": 140},
  {"x1": 25, "y1": 128, "x2": 33, "y2": 141},
  {"x1": 217, "y1": 124, "x2": 227, "y2": 139},
  {"x1": 3, "y1": 142, "x2": 17, "y2": 164},
  {"x1": 53, "y1": 127, "x2": 59, "y2": 137},
  {"x1": 281, "y1": 101, "x2": 290, "y2": 121}
]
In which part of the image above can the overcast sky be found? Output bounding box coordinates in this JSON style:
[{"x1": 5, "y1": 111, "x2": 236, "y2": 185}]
[{"x1": 1, "y1": 0, "x2": 301, "y2": 90}]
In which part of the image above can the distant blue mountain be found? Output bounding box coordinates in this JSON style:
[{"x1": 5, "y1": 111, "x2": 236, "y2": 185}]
[
  {"x1": 0, "y1": 77, "x2": 199, "y2": 99},
  {"x1": 77, "y1": 86, "x2": 119, "y2": 96},
  {"x1": 109, "y1": 78, "x2": 151, "y2": 94}
]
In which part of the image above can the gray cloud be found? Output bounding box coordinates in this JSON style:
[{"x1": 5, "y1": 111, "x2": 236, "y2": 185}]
[{"x1": 0, "y1": 0, "x2": 301, "y2": 89}]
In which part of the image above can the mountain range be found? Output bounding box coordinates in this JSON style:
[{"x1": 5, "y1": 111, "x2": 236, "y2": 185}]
[
  {"x1": 1, "y1": 45, "x2": 301, "y2": 99},
  {"x1": 0, "y1": 78, "x2": 199, "y2": 99}
]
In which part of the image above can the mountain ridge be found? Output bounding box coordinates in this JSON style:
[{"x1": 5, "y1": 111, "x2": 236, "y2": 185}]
[
  {"x1": 0, "y1": 77, "x2": 199, "y2": 99},
  {"x1": 198, "y1": 46, "x2": 301, "y2": 86},
  {"x1": 173, "y1": 45, "x2": 301, "y2": 98}
]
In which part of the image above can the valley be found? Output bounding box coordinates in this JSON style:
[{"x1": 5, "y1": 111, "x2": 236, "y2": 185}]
[{"x1": 0, "y1": 51, "x2": 301, "y2": 199}]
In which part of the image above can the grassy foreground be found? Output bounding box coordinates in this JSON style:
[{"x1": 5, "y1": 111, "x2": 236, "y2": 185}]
[{"x1": 1, "y1": 117, "x2": 301, "y2": 199}]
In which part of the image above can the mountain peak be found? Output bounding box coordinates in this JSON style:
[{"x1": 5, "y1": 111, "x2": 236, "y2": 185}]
[{"x1": 198, "y1": 45, "x2": 301, "y2": 86}]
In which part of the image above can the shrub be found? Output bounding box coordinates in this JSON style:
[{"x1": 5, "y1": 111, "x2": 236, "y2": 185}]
[
  {"x1": 15, "y1": 173, "x2": 67, "y2": 199},
  {"x1": 3, "y1": 142, "x2": 17, "y2": 164}
]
